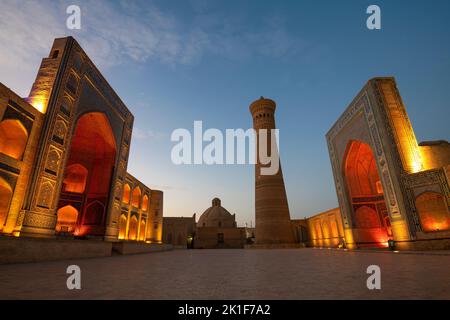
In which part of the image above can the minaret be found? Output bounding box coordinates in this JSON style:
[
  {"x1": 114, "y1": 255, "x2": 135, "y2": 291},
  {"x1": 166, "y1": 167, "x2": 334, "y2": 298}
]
[{"x1": 250, "y1": 97, "x2": 295, "y2": 244}]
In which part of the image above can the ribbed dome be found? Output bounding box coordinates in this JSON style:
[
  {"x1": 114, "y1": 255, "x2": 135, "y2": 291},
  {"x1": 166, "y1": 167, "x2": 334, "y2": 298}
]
[{"x1": 198, "y1": 198, "x2": 236, "y2": 228}]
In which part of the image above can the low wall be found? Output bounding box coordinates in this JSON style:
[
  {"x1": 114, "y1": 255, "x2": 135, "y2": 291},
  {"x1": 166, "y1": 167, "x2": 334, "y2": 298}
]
[
  {"x1": 0, "y1": 236, "x2": 112, "y2": 264},
  {"x1": 112, "y1": 242, "x2": 173, "y2": 255}
]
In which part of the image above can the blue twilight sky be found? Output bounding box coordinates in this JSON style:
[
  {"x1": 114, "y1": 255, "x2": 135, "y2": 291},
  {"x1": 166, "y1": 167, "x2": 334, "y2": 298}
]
[{"x1": 0, "y1": 0, "x2": 449, "y2": 226}]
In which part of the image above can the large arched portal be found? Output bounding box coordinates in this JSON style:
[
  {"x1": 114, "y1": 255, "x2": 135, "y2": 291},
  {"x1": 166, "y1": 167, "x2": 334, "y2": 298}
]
[
  {"x1": 56, "y1": 112, "x2": 117, "y2": 237},
  {"x1": 343, "y1": 140, "x2": 391, "y2": 247}
]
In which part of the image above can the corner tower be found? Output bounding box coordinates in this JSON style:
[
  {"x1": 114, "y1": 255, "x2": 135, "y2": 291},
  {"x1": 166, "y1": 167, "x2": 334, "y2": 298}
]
[{"x1": 250, "y1": 97, "x2": 295, "y2": 244}]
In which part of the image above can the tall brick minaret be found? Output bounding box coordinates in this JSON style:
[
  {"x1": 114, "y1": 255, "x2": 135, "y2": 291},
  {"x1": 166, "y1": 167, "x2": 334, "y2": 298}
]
[{"x1": 249, "y1": 97, "x2": 295, "y2": 244}]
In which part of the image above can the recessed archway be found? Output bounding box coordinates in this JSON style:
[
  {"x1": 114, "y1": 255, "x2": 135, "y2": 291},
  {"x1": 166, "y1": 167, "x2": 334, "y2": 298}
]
[
  {"x1": 142, "y1": 195, "x2": 149, "y2": 211},
  {"x1": 0, "y1": 177, "x2": 13, "y2": 231},
  {"x1": 122, "y1": 184, "x2": 131, "y2": 204},
  {"x1": 343, "y1": 140, "x2": 390, "y2": 247},
  {"x1": 0, "y1": 119, "x2": 28, "y2": 160},
  {"x1": 139, "y1": 219, "x2": 146, "y2": 241},
  {"x1": 416, "y1": 191, "x2": 450, "y2": 232},
  {"x1": 62, "y1": 164, "x2": 88, "y2": 193},
  {"x1": 118, "y1": 214, "x2": 127, "y2": 239},
  {"x1": 56, "y1": 112, "x2": 117, "y2": 237},
  {"x1": 128, "y1": 215, "x2": 138, "y2": 240}
]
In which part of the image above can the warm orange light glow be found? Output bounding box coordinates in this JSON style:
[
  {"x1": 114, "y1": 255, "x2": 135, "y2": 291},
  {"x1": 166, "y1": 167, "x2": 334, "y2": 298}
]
[
  {"x1": 0, "y1": 119, "x2": 28, "y2": 160},
  {"x1": 0, "y1": 177, "x2": 13, "y2": 232},
  {"x1": 344, "y1": 141, "x2": 391, "y2": 248},
  {"x1": 30, "y1": 97, "x2": 47, "y2": 113},
  {"x1": 56, "y1": 205, "x2": 79, "y2": 233},
  {"x1": 139, "y1": 219, "x2": 146, "y2": 241},
  {"x1": 410, "y1": 158, "x2": 423, "y2": 174},
  {"x1": 128, "y1": 216, "x2": 138, "y2": 240},
  {"x1": 122, "y1": 184, "x2": 131, "y2": 204},
  {"x1": 62, "y1": 164, "x2": 88, "y2": 193},
  {"x1": 142, "y1": 195, "x2": 149, "y2": 211},
  {"x1": 416, "y1": 192, "x2": 450, "y2": 232},
  {"x1": 131, "y1": 187, "x2": 141, "y2": 208},
  {"x1": 118, "y1": 214, "x2": 127, "y2": 240},
  {"x1": 59, "y1": 112, "x2": 117, "y2": 237}
]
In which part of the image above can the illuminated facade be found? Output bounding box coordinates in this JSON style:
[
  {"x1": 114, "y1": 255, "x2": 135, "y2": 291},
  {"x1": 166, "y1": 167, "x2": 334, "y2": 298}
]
[
  {"x1": 318, "y1": 77, "x2": 450, "y2": 250},
  {"x1": 0, "y1": 37, "x2": 163, "y2": 243}
]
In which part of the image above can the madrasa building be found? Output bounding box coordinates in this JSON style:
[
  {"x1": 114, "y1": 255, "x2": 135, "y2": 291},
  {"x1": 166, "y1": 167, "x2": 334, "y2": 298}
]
[{"x1": 0, "y1": 37, "x2": 164, "y2": 262}]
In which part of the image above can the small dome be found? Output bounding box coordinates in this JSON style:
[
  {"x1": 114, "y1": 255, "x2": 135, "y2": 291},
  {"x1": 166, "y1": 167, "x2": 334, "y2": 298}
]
[{"x1": 198, "y1": 198, "x2": 236, "y2": 228}]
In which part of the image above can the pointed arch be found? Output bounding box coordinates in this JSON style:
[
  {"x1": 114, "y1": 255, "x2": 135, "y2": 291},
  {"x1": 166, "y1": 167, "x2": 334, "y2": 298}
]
[
  {"x1": 58, "y1": 112, "x2": 117, "y2": 237},
  {"x1": 62, "y1": 164, "x2": 88, "y2": 193},
  {"x1": 118, "y1": 214, "x2": 127, "y2": 239},
  {"x1": 131, "y1": 187, "x2": 141, "y2": 208},
  {"x1": 122, "y1": 184, "x2": 131, "y2": 204},
  {"x1": 128, "y1": 215, "x2": 138, "y2": 240},
  {"x1": 139, "y1": 219, "x2": 146, "y2": 241},
  {"x1": 343, "y1": 140, "x2": 390, "y2": 247}
]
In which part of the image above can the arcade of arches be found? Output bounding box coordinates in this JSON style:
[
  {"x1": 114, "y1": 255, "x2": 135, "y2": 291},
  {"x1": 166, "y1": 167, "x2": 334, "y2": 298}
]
[{"x1": 116, "y1": 178, "x2": 163, "y2": 243}]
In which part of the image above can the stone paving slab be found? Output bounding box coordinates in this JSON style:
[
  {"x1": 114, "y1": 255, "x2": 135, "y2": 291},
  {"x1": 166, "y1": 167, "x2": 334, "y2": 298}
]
[{"x1": 0, "y1": 248, "x2": 449, "y2": 299}]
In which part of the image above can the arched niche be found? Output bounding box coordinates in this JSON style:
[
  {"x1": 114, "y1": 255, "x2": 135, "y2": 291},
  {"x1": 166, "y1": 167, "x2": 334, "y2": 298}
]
[{"x1": 0, "y1": 119, "x2": 28, "y2": 160}]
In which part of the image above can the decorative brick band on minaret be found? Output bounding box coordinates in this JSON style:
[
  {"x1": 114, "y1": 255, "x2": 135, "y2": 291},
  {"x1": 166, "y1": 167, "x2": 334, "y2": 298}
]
[{"x1": 250, "y1": 97, "x2": 295, "y2": 244}]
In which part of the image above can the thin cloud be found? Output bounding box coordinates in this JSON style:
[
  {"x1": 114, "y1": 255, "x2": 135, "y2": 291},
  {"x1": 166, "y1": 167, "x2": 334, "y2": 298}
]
[
  {"x1": 0, "y1": 0, "x2": 305, "y2": 96},
  {"x1": 132, "y1": 128, "x2": 165, "y2": 141}
]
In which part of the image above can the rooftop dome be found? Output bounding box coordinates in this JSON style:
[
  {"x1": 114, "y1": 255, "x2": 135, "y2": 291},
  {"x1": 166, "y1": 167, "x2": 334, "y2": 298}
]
[{"x1": 197, "y1": 198, "x2": 236, "y2": 228}]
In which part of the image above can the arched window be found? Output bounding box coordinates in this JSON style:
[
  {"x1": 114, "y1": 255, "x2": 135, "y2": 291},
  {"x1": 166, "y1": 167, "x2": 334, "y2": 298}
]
[
  {"x1": 131, "y1": 187, "x2": 141, "y2": 208},
  {"x1": 321, "y1": 221, "x2": 330, "y2": 238},
  {"x1": 62, "y1": 164, "x2": 88, "y2": 193},
  {"x1": 0, "y1": 177, "x2": 13, "y2": 231},
  {"x1": 139, "y1": 220, "x2": 146, "y2": 241},
  {"x1": 0, "y1": 119, "x2": 28, "y2": 160},
  {"x1": 122, "y1": 184, "x2": 131, "y2": 204},
  {"x1": 118, "y1": 214, "x2": 127, "y2": 240},
  {"x1": 56, "y1": 205, "x2": 79, "y2": 233},
  {"x1": 142, "y1": 195, "x2": 149, "y2": 211},
  {"x1": 416, "y1": 192, "x2": 450, "y2": 232}
]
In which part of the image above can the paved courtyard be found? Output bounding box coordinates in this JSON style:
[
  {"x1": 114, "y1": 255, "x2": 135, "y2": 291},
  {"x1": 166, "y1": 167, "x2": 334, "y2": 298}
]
[{"x1": 0, "y1": 248, "x2": 449, "y2": 299}]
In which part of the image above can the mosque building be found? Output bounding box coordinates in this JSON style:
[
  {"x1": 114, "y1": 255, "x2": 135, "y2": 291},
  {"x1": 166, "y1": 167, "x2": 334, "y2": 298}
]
[
  {"x1": 163, "y1": 198, "x2": 249, "y2": 249},
  {"x1": 0, "y1": 37, "x2": 163, "y2": 246}
]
